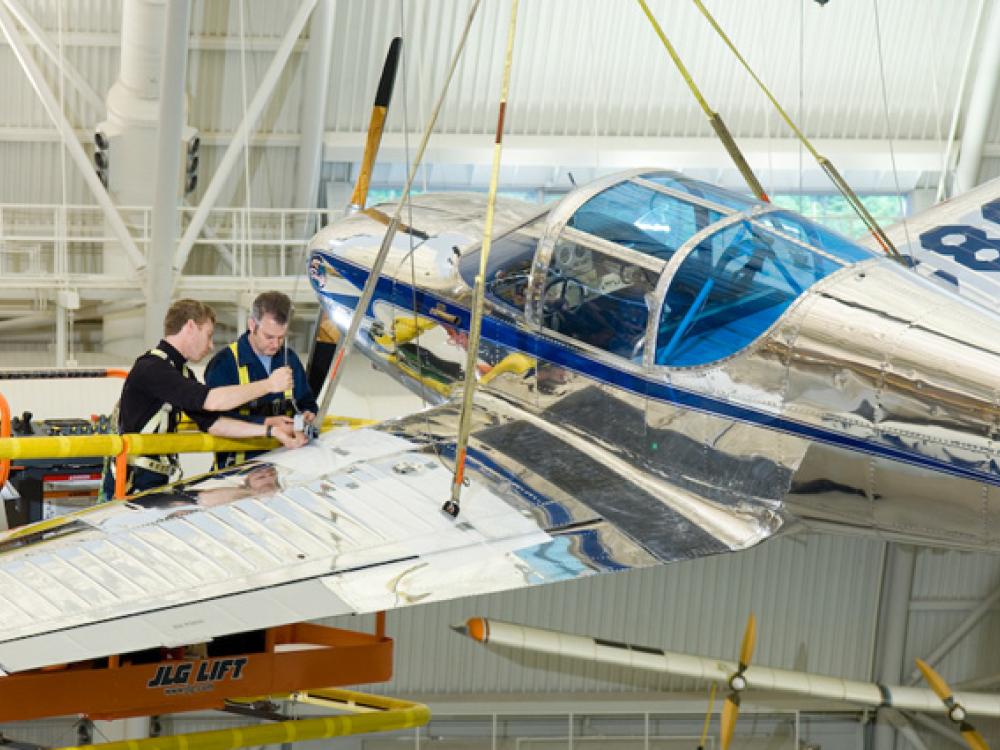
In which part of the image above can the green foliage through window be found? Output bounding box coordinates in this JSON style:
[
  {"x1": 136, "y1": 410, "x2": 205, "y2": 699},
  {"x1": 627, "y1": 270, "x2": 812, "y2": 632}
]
[{"x1": 772, "y1": 193, "x2": 907, "y2": 240}]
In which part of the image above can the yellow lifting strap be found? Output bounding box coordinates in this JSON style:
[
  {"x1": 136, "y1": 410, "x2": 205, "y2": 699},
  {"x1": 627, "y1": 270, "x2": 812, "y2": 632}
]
[
  {"x1": 687, "y1": 0, "x2": 902, "y2": 262},
  {"x1": 635, "y1": 0, "x2": 769, "y2": 203}
]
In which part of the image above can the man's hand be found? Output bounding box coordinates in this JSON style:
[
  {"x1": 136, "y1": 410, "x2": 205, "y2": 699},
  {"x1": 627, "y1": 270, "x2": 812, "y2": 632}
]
[
  {"x1": 266, "y1": 366, "x2": 294, "y2": 394},
  {"x1": 264, "y1": 415, "x2": 293, "y2": 429},
  {"x1": 271, "y1": 421, "x2": 308, "y2": 449}
]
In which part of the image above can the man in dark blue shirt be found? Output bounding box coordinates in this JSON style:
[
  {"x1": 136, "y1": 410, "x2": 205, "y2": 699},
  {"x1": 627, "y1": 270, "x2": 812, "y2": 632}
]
[{"x1": 205, "y1": 292, "x2": 319, "y2": 469}]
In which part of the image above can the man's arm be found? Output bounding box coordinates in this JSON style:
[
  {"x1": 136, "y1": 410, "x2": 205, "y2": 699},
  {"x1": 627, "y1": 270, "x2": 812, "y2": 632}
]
[
  {"x1": 202, "y1": 367, "x2": 293, "y2": 412},
  {"x1": 208, "y1": 416, "x2": 307, "y2": 449},
  {"x1": 203, "y1": 349, "x2": 258, "y2": 422}
]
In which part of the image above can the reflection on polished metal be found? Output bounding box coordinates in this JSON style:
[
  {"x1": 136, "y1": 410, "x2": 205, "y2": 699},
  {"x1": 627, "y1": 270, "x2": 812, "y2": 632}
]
[
  {"x1": 7, "y1": 169, "x2": 1000, "y2": 677},
  {"x1": 310, "y1": 168, "x2": 1000, "y2": 556}
]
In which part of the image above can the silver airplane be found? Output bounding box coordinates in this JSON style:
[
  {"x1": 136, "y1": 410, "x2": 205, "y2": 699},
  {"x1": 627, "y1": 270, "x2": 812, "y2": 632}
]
[
  {"x1": 308, "y1": 167, "x2": 1000, "y2": 564},
  {"x1": 1, "y1": 168, "x2": 999, "y2": 704}
]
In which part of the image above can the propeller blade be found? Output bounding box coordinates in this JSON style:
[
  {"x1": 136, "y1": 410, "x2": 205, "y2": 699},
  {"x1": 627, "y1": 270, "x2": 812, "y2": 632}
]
[
  {"x1": 720, "y1": 694, "x2": 740, "y2": 750},
  {"x1": 961, "y1": 726, "x2": 990, "y2": 750},
  {"x1": 915, "y1": 658, "x2": 952, "y2": 702},
  {"x1": 349, "y1": 36, "x2": 402, "y2": 210},
  {"x1": 738, "y1": 613, "x2": 757, "y2": 669},
  {"x1": 696, "y1": 683, "x2": 717, "y2": 750},
  {"x1": 916, "y1": 658, "x2": 991, "y2": 750}
]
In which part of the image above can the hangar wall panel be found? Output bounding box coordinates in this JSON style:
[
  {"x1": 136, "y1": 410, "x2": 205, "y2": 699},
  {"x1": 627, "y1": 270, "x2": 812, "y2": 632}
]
[{"x1": 905, "y1": 548, "x2": 1000, "y2": 695}]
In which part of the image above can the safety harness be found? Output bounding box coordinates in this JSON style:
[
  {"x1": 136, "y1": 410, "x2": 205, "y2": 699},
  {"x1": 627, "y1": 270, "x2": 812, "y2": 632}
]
[
  {"x1": 226, "y1": 340, "x2": 252, "y2": 467},
  {"x1": 108, "y1": 348, "x2": 189, "y2": 488}
]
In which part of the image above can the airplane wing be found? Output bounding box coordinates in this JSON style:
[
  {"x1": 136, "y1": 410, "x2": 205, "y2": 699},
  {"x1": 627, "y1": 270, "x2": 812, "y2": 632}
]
[
  {"x1": 871, "y1": 176, "x2": 1000, "y2": 312},
  {"x1": 0, "y1": 389, "x2": 796, "y2": 674}
]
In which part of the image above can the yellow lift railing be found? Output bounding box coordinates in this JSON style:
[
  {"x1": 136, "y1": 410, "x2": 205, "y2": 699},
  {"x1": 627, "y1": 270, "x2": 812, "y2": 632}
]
[{"x1": 52, "y1": 689, "x2": 430, "y2": 750}]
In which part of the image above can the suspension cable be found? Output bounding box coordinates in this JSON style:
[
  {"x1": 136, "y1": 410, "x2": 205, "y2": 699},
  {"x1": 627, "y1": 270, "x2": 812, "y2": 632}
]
[
  {"x1": 635, "y1": 0, "x2": 769, "y2": 203},
  {"x1": 871, "y1": 0, "x2": 912, "y2": 254},
  {"x1": 443, "y1": 0, "x2": 520, "y2": 518},
  {"x1": 314, "y1": 0, "x2": 482, "y2": 424},
  {"x1": 689, "y1": 0, "x2": 903, "y2": 262}
]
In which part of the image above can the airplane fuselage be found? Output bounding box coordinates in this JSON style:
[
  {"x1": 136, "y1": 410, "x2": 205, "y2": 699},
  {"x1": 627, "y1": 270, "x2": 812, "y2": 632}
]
[{"x1": 309, "y1": 169, "x2": 1000, "y2": 559}]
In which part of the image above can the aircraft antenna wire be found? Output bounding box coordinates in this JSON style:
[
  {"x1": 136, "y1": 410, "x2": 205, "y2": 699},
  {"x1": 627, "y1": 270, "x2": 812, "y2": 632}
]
[
  {"x1": 688, "y1": 0, "x2": 904, "y2": 263},
  {"x1": 635, "y1": 0, "x2": 769, "y2": 203},
  {"x1": 314, "y1": 0, "x2": 483, "y2": 425},
  {"x1": 443, "y1": 0, "x2": 520, "y2": 519}
]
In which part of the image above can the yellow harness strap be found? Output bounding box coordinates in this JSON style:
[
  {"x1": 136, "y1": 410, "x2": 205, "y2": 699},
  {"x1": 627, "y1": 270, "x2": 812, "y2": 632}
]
[
  {"x1": 228, "y1": 340, "x2": 250, "y2": 466},
  {"x1": 114, "y1": 347, "x2": 187, "y2": 484}
]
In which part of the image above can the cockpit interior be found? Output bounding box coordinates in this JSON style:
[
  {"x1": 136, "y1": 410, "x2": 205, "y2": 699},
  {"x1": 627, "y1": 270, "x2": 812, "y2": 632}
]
[{"x1": 460, "y1": 170, "x2": 877, "y2": 368}]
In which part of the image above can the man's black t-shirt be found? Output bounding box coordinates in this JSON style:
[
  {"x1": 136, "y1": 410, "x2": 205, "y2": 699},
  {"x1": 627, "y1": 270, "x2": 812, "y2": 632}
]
[{"x1": 118, "y1": 340, "x2": 219, "y2": 434}]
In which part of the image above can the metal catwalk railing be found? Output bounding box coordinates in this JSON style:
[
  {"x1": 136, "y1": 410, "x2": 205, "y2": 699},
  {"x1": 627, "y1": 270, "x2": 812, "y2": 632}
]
[{"x1": 0, "y1": 203, "x2": 329, "y2": 288}]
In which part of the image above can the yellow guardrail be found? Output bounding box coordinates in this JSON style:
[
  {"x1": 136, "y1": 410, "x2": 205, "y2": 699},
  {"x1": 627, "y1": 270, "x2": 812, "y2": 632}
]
[
  {"x1": 53, "y1": 688, "x2": 430, "y2": 750},
  {"x1": 0, "y1": 415, "x2": 376, "y2": 461}
]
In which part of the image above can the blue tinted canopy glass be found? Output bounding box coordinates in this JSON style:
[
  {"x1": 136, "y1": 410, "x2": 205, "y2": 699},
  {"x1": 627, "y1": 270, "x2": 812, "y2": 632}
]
[
  {"x1": 568, "y1": 179, "x2": 725, "y2": 264},
  {"x1": 656, "y1": 218, "x2": 865, "y2": 367},
  {"x1": 640, "y1": 171, "x2": 763, "y2": 213}
]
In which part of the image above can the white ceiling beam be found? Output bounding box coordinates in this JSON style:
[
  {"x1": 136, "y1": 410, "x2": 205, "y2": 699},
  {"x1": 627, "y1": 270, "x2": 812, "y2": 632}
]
[
  {"x1": 0, "y1": 3, "x2": 145, "y2": 272},
  {"x1": 0, "y1": 30, "x2": 308, "y2": 52},
  {"x1": 324, "y1": 133, "x2": 948, "y2": 170},
  {"x1": 173, "y1": 0, "x2": 317, "y2": 281},
  {"x1": 957, "y1": 670, "x2": 1000, "y2": 691},
  {"x1": 905, "y1": 580, "x2": 1000, "y2": 686},
  {"x1": 900, "y1": 709, "x2": 973, "y2": 750},
  {"x1": 2, "y1": 0, "x2": 105, "y2": 114}
]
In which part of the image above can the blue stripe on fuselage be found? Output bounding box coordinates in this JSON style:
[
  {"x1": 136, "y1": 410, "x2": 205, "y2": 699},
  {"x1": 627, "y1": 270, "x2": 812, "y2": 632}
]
[{"x1": 314, "y1": 252, "x2": 1000, "y2": 488}]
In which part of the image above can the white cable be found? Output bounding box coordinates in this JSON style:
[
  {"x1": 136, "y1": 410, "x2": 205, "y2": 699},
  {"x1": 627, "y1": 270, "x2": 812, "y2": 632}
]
[
  {"x1": 872, "y1": 0, "x2": 912, "y2": 251},
  {"x1": 239, "y1": 0, "x2": 254, "y2": 290}
]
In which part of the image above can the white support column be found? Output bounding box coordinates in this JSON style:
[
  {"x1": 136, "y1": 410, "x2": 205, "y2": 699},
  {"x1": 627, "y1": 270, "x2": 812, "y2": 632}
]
[
  {"x1": 3, "y1": 0, "x2": 105, "y2": 114},
  {"x1": 955, "y1": 1, "x2": 1000, "y2": 193},
  {"x1": 54, "y1": 289, "x2": 79, "y2": 368},
  {"x1": 873, "y1": 544, "x2": 916, "y2": 750},
  {"x1": 146, "y1": 0, "x2": 191, "y2": 344},
  {"x1": 294, "y1": 0, "x2": 334, "y2": 211},
  {"x1": 0, "y1": 2, "x2": 145, "y2": 272},
  {"x1": 55, "y1": 304, "x2": 66, "y2": 367},
  {"x1": 173, "y1": 0, "x2": 317, "y2": 279}
]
